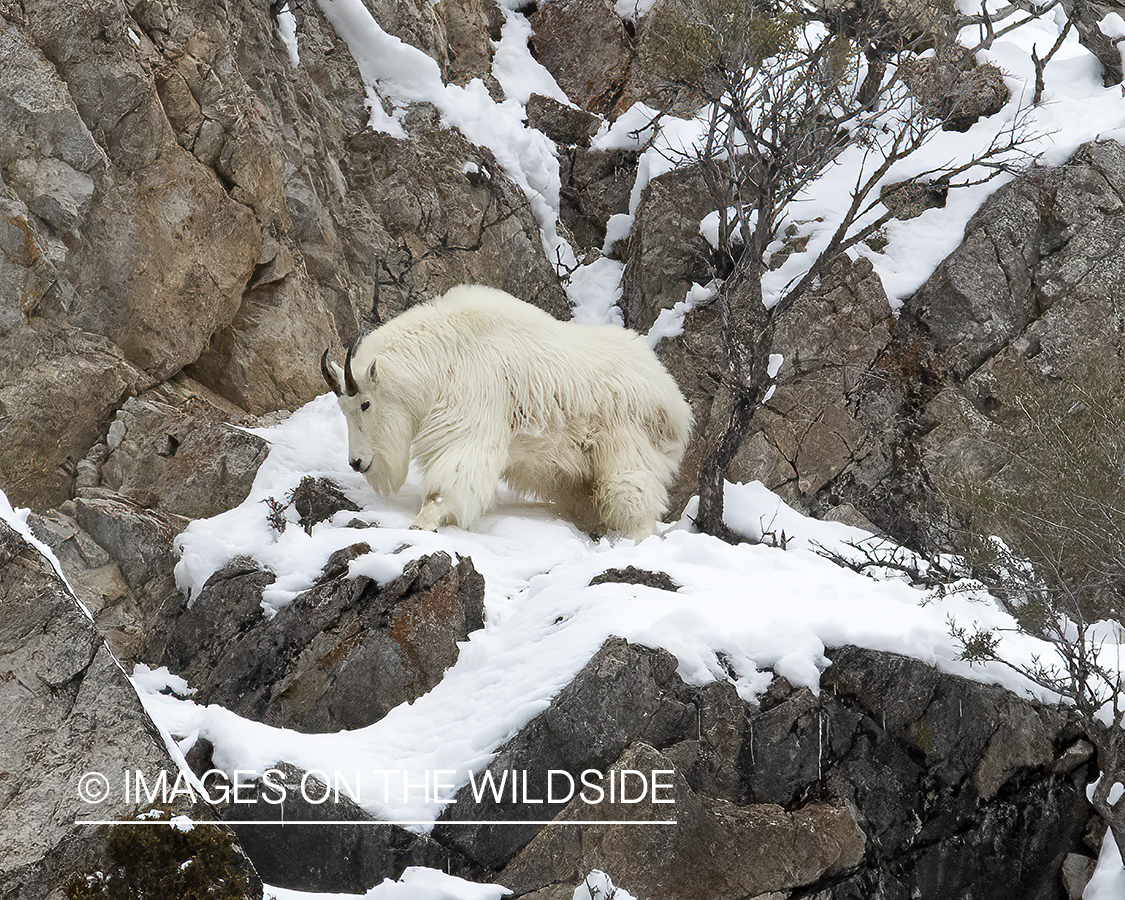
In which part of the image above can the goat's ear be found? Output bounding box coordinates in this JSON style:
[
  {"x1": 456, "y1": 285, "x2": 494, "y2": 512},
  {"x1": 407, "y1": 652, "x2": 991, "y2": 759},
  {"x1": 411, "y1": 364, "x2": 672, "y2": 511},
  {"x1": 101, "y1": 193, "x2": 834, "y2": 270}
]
[
  {"x1": 367, "y1": 358, "x2": 377, "y2": 383},
  {"x1": 321, "y1": 349, "x2": 342, "y2": 396}
]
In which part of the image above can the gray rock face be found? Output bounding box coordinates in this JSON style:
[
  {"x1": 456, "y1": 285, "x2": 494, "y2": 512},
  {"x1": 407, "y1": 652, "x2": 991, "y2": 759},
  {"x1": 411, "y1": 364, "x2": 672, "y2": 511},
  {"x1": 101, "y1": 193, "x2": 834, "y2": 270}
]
[
  {"x1": 422, "y1": 637, "x2": 1100, "y2": 898},
  {"x1": 662, "y1": 140, "x2": 1125, "y2": 547},
  {"x1": 433, "y1": 637, "x2": 700, "y2": 869},
  {"x1": 0, "y1": 0, "x2": 571, "y2": 510},
  {"x1": 85, "y1": 378, "x2": 269, "y2": 520},
  {"x1": 529, "y1": 0, "x2": 633, "y2": 116},
  {"x1": 621, "y1": 166, "x2": 715, "y2": 332},
  {"x1": 0, "y1": 518, "x2": 256, "y2": 900},
  {"x1": 151, "y1": 549, "x2": 485, "y2": 732},
  {"x1": 0, "y1": 327, "x2": 146, "y2": 509},
  {"x1": 501, "y1": 743, "x2": 866, "y2": 900}
]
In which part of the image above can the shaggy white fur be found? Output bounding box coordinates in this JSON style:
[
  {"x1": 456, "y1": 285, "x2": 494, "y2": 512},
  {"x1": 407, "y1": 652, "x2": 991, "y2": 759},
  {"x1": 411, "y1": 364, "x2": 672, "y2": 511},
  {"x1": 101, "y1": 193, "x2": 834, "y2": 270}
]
[{"x1": 322, "y1": 285, "x2": 693, "y2": 540}]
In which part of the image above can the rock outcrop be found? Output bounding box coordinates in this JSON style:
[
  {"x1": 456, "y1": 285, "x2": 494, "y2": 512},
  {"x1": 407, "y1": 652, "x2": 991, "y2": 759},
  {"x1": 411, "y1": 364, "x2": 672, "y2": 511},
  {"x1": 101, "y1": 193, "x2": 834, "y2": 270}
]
[
  {"x1": 150, "y1": 549, "x2": 485, "y2": 732},
  {"x1": 658, "y1": 139, "x2": 1125, "y2": 546},
  {"x1": 0, "y1": 518, "x2": 259, "y2": 899}
]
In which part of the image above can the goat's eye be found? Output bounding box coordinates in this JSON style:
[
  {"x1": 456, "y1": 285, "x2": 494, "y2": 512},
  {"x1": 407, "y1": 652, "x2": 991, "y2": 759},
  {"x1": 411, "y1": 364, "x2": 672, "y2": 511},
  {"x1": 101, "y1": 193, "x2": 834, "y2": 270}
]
[{"x1": 360, "y1": 401, "x2": 370, "y2": 412}]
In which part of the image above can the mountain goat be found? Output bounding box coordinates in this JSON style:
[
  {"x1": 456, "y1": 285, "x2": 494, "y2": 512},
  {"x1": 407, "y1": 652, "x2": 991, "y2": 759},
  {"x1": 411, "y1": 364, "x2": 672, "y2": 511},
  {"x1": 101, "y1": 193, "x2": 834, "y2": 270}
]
[{"x1": 320, "y1": 285, "x2": 692, "y2": 540}]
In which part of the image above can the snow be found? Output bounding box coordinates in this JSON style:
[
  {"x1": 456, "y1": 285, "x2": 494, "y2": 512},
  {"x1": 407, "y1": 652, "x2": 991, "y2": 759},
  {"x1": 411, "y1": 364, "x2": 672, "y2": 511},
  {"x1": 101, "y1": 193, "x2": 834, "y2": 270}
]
[
  {"x1": 1085, "y1": 830, "x2": 1125, "y2": 899},
  {"x1": 276, "y1": 4, "x2": 300, "y2": 68},
  {"x1": 263, "y1": 868, "x2": 511, "y2": 900},
  {"x1": 645, "y1": 282, "x2": 715, "y2": 346},
  {"x1": 146, "y1": 396, "x2": 1073, "y2": 831},
  {"x1": 315, "y1": 0, "x2": 576, "y2": 281}
]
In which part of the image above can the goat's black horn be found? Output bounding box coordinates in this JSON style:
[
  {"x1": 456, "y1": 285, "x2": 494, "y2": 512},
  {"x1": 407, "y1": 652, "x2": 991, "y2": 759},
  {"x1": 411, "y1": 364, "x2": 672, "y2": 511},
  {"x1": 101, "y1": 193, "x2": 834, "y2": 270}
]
[
  {"x1": 344, "y1": 340, "x2": 360, "y2": 396},
  {"x1": 320, "y1": 348, "x2": 340, "y2": 395}
]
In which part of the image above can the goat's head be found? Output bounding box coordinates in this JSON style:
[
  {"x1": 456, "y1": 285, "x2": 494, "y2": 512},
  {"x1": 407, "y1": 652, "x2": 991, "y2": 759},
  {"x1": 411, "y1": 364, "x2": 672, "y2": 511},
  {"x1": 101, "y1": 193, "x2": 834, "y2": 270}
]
[{"x1": 321, "y1": 342, "x2": 405, "y2": 494}]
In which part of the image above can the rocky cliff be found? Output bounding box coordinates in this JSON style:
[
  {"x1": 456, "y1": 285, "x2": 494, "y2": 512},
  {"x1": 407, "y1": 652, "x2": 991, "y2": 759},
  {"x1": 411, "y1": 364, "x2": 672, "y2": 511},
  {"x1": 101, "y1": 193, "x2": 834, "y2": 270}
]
[{"x1": 2, "y1": 0, "x2": 1123, "y2": 897}]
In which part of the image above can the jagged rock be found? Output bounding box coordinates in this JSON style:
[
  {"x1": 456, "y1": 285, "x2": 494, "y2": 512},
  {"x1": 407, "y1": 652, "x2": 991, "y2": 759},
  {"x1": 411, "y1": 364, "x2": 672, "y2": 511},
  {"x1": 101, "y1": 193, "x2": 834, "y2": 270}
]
[
  {"x1": 621, "y1": 166, "x2": 715, "y2": 332},
  {"x1": 526, "y1": 93, "x2": 601, "y2": 148},
  {"x1": 0, "y1": 329, "x2": 147, "y2": 509},
  {"x1": 1061, "y1": 851, "x2": 1098, "y2": 898},
  {"x1": 435, "y1": 0, "x2": 506, "y2": 87},
  {"x1": 900, "y1": 48, "x2": 1009, "y2": 131},
  {"x1": 499, "y1": 743, "x2": 866, "y2": 900},
  {"x1": 660, "y1": 254, "x2": 894, "y2": 513},
  {"x1": 560, "y1": 147, "x2": 638, "y2": 251},
  {"x1": 529, "y1": 0, "x2": 632, "y2": 116},
  {"x1": 289, "y1": 475, "x2": 362, "y2": 534},
  {"x1": 83, "y1": 377, "x2": 269, "y2": 520},
  {"x1": 0, "y1": 517, "x2": 257, "y2": 899},
  {"x1": 434, "y1": 638, "x2": 703, "y2": 868},
  {"x1": 73, "y1": 495, "x2": 187, "y2": 595},
  {"x1": 24, "y1": 508, "x2": 146, "y2": 659},
  {"x1": 5, "y1": 6, "x2": 262, "y2": 380},
  {"x1": 430, "y1": 637, "x2": 1093, "y2": 897},
  {"x1": 151, "y1": 551, "x2": 485, "y2": 732},
  {"x1": 202, "y1": 763, "x2": 472, "y2": 892},
  {"x1": 329, "y1": 107, "x2": 569, "y2": 323}
]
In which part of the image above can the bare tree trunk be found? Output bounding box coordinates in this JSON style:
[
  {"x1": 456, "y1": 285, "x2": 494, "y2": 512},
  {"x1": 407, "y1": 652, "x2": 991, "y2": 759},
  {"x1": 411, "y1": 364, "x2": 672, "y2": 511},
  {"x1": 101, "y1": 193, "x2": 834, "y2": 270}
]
[
  {"x1": 692, "y1": 263, "x2": 777, "y2": 540},
  {"x1": 1060, "y1": 0, "x2": 1123, "y2": 86}
]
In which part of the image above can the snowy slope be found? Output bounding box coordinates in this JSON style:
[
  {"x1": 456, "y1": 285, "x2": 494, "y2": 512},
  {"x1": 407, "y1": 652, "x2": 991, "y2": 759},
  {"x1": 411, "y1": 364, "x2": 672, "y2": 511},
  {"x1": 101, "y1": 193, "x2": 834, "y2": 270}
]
[{"x1": 145, "y1": 395, "x2": 1066, "y2": 832}]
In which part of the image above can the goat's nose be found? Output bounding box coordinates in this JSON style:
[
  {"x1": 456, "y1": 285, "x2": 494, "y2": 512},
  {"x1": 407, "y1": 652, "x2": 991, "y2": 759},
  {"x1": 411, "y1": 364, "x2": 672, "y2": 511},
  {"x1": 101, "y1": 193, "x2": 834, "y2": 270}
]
[{"x1": 350, "y1": 458, "x2": 363, "y2": 472}]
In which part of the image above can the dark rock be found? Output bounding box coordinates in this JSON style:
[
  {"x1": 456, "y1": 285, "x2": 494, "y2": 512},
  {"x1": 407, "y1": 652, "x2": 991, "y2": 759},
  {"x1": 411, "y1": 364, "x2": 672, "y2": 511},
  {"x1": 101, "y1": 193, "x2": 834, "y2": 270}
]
[
  {"x1": 526, "y1": 93, "x2": 601, "y2": 148},
  {"x1": 215, "y1": 763, "x2": 472, "y2": 893},
  {"x1": 900, "y1": 48, "x2": 1009, "y2": 131},
  {"x1": 813, "y1": 645, "x2": 1093, "y2": 898},
  {"x1": 444, "y1": 638, "x2": 1094, "y2": 898},
  {"x1": 880, "y1": 179, "x2": 949, "y2": 220},
  {"x1": 499, "y1": 742, "x2": 866, "y2": 900},
  {"x1": 0, "y1": 518, "x2": 255, "y2": 899},
  {"x1": 621, "y1": 165, "x2": 715, "y2": 332},
  {"x1": 290, "y1": 475, "x2": 362, "y2": 534},
  {"x1": 152, "y1": 551, "x2": 485, "y2": 732},
  {"x1": 560, "y1": 147, "x2": 638, "y2": 251},
  {"x1": 588, "y1": 566, "x2": 680, "y2": 591},
  {"x1": 433, "y1": 638, "x2": 703, "y2": 868},
  {"x1": 529, "y1": 0, "x2": 632, "y2": 116}
]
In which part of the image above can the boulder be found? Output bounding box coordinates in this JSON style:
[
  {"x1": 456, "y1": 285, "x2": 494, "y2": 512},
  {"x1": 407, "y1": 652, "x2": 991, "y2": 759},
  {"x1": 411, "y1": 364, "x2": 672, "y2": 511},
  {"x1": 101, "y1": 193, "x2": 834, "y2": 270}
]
[
  {"x1": 425, "y1": 637, "x2": 1094, "y2": 898},
  {"x1": 529, "y1": 0, "x2": 633, "y2": 116},
  {"x1": 0, "y1": 517, "x2": 258, "y2": 899},
  {"x1": 73, "y1": 496, "x2": 187, "y2": 596},
  {"x1": 500, "y1": 743, "x2": 866, "y2": 900},
  {"x1": 151, "y1": 550, "x2": 485, "y2": 732},
  {"x1": 83, "y1": 377, "x2": 269, "y2": 520},
  {"x1": 527, "y1": 93, "x2": 602, "y2": 148},
  {"x1": 899, "y1": 48, "x2": 1009, "y2": 132},
  {"x1": 433, "y1": 638, "x2": 700, "y2": 868},
  {"x1": 621, "y1": 166, "x2": 715, "y2": 332}
]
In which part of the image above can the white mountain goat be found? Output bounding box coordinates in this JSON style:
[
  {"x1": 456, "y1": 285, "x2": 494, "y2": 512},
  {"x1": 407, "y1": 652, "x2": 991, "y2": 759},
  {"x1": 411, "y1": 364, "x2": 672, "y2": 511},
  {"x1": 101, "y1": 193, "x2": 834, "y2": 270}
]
[{"x1": 320, "y1": 285, "x2": 693, "y2": 540}]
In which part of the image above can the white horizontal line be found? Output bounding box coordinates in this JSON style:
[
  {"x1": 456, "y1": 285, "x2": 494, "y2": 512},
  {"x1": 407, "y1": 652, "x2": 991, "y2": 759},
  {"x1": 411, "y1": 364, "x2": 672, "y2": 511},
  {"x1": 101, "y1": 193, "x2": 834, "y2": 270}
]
[{"x1": 75, "y1": 819, "x2": 678, "y2": 827}]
